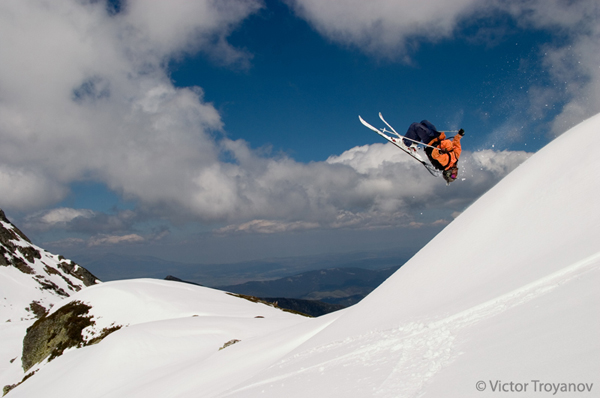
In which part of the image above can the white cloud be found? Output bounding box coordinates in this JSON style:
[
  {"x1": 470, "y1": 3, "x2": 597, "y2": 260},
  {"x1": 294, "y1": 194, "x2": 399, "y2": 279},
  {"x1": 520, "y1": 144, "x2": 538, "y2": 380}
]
[
  {"x1": 215, "y1": 219, "x2": 320, "y2": 235},
  {"x1": 212, "y1": 142, "x2": 532, "y2": 234},
  {"x1": 0, "y1": 0, "x2": 260, "y2": 213},
  {"x1": 24, "y1": 207, "x2": 139, "y2": 235},
  {"x1": 0, "y1": 165, "x2": 66, "y2": 210},
  {"x1": 491, "y1": 0, "x2": 600, "y2": 135},
  {"x1": 39, "y1": 208, "x2": 96, "y2": 225},
  {"x1": 468, "y1": 150, "x2": 532, "y2": 177},
  {"x1": 88, "y1": 233, "x2": 145, "y2": 246},
  {"x1": 285, "y1": 0, "x2": 478, "y2": 59}
]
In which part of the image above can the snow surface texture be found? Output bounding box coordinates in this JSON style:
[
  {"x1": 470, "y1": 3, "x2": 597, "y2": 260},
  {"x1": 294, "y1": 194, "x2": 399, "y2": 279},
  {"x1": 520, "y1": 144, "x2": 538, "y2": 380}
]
[{"x1": 2, "y1": 114, "x2": 599, "y2": 397}]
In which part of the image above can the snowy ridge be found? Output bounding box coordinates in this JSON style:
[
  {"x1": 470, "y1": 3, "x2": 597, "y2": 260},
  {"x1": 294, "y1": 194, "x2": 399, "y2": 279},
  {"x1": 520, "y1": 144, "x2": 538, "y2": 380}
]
[
  {"x1": 219, "y1": 114, "x2": 600, "y2": 397},
  {"x1": 0, "y1": 211, "x2": 99, "y2": 323},
  {"x1": 1, "y1": 279, "x2": 316, "y2": 397},
  {"x1": 0, "y1": 210, "x2": 100, "y2": 391},
  {"x1": 230, "y1": 249, "x2": 599, "y2": 397},
  {"x1": 2, "y1": 114, "x2": 600, "y2": 397}
]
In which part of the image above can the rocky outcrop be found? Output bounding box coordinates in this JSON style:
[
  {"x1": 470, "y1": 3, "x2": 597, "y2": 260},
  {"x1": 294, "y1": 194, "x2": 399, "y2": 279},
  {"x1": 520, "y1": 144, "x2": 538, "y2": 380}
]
[
  {"x1": 21, "y1": 300, "x2": 121, "y2": 372},
  {"x1": 1, "y1": 210, "x2": 110, "y2": 394},
  {"x1": 22, "y1": 301, "x2": 95, "y2": 372},
  {"x1": 0, "y1": 209, "x2": 100, "y2": 320},
  {"x1": 56, "y1": 257, "x2": 98, "y2": 287},
  {"x1": 0, "y1": 209, "x2": 31, "y2": 244}
]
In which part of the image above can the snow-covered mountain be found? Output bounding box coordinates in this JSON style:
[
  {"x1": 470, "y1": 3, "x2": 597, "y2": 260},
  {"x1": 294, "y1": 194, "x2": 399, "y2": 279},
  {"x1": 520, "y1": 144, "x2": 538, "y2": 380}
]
[
  {"x1": 0, "y1": 211, "x2": 99, "y2": 381},
  {"x1": 0, "y1": 210, "x2": 99, "y2": 323},
  {"x1": 2, "y1": 114, "x2": 599, "y2": 397},
  {"x1": 0, "y1": 211, "x2": 101, "y2": 393}
]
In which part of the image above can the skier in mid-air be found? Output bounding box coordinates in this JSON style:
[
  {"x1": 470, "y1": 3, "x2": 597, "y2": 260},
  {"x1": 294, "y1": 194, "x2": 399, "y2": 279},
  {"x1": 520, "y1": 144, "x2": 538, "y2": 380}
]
[
  {"x1": 401, "y1": 119, "x2": 465, "y2": 183},
  {"x1": 424, "y1": 129, "x2": 465, "y2": 184},
  {"x1": 358, "y1": 113, "x2": 465, "y2": 184}
]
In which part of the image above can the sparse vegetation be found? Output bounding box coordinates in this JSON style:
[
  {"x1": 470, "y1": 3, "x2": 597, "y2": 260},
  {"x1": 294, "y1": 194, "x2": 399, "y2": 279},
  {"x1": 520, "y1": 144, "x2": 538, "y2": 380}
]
[
  {"x1": 87, "y1": 325, "x2": 122, "y2": 346},
  {"x1": 22, "y1": 301, "x2": 94, "y2": 371},
  {"x1": 27, "y1": 301, "x2": 48, "y2": 319},
  {"x1": 226, "y1": 292, "x2": 312, "y2": 317},
  {"x1": 20, "y1": 301, "x2": 124, "y2": 374},
  {"x1": 219, "y1": 339, "x2": 241, "y2": 351},
  {"x1": 17, "y1": 246, "x2": 41, "y2": 263},
  {"x1": 3, "y1": 370, "x2": 37, "y2": 396},
  {"x1": 13, "y1": 260, "x2": 35, "y2": 275}
]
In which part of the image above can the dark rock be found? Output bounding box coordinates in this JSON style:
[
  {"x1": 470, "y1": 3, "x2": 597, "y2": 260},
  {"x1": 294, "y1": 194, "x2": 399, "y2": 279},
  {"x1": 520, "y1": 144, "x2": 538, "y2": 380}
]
[
  {"x1": 22, "y1": 301, "x2": 94, "y2": 371},
  {"x1": 0, "y1": 210, "x2": 31, "y2": 243},
  {"x1": 27, "y1": 301, "x2": 49, "y2": 319},
  {"x1": 57, "y1": 261, "x2": 99, "y2": 287},
  {"x1": 17, "y1": 246, "x2": 42, "y2": 263},
  {"x1": 21, "y1": 300, "x2": 122, "y2": 372},
  {"x1": 258, "y1": 297, "x2": 346, "y2": 317},
  {"x1": 164, "y1": 275, "x2": 202, "y2": 286}
]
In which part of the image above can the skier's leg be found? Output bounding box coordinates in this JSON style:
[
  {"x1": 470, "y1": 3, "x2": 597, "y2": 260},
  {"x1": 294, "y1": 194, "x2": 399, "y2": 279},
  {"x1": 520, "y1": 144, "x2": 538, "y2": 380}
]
[
  {"x1": 403, "y1": 123, "x2": 421, "y2": 147},
  {"x1": 417, "y1": 125, "x2": 440, "y2": 144}
]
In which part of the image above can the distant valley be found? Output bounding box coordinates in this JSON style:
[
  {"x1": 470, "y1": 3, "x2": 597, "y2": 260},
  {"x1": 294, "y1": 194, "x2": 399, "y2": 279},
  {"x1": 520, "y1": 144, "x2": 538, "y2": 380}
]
[
  {"x1": 166, "y1": 265, "x2": 401, "y2": 317},
  {"x1": 68, "y1": 251, "x2": 408, "y2": 317},
  {"x1": 70, "y1": 250, "x2": 412, "y2": 287},
  {"x1": 216, "y1": 266, "x2": 400, "y2": 306}
]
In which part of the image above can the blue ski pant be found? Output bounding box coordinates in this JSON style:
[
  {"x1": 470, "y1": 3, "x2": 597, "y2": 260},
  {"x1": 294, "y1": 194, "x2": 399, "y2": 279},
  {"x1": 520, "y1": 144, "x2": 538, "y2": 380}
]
[{"x1": 403, "y1": 122, "x2": 439, "y2": 147}]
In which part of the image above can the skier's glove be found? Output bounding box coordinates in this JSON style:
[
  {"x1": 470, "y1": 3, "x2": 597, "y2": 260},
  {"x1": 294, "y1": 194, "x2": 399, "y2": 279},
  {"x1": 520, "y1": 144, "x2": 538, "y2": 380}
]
[{"x1": 458, "y1": 129, "x2": 465, "y2": 136}]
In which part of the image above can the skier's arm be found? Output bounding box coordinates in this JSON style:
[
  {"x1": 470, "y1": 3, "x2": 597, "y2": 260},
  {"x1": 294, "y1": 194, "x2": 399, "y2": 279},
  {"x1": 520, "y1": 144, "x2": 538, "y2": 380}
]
[
  {"x1": 452, "y1": 131, "x2": 463, "y2": 159},
  {"x1": 427, "y1": 132, "x2": 446, "y2": 147}
]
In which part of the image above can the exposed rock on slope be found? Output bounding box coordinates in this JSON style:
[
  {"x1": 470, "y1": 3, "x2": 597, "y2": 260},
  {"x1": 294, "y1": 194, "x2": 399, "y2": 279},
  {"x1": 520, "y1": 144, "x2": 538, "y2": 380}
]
[
  {"x1": 0, "y1": 209, "x2": 99, "y2": 322},
  {"x1": 21, "y1": 300, "x2": 121, "y2": 372},
  {"x1": 1, "y1": 209, "x2": 104, "y2": 395}
]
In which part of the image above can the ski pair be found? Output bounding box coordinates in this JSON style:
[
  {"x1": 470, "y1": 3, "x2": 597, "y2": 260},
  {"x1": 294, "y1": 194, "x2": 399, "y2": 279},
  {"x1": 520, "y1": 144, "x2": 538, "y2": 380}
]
[{"x1": 358, "y1": 113, "x2": 442, "y2": 177}]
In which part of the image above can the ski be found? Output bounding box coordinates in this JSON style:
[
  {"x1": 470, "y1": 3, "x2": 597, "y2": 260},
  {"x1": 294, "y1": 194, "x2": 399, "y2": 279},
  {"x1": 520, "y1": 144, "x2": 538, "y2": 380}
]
[
  {"x1": 378, "y1": 112, "x2": 402, "y2": 138},
  {"x1": 358, "y1": 115, "x2": 442, "y2": 177}
]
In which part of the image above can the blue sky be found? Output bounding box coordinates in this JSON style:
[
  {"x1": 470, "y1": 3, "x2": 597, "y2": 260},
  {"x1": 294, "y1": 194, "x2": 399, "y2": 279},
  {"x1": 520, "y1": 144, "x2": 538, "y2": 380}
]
[
  {"x1": 170, "y1": 0, "x2": 554, "y2": 160},
  {"x1": 0, "y1": 0, "x2": 598, "y2": 269}
]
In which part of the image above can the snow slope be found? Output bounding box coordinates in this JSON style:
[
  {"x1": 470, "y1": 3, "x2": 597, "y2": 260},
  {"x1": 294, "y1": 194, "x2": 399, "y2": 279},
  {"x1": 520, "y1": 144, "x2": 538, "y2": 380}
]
[
  {"x1": 0, "y1": 211, "x2": 99, "y2": 381},
  {"x1": 0, "y1": 279, "x2": 322, "y2": 396},
  {"x1": 0, "y1": 212, "x2": 98, "y2": 324},
  {"x1": 3, "y1": 114, "x2": 599, "y2": 397},
  {"x1": 221, "y1": 114, "x2": 600, "y2": 397}
]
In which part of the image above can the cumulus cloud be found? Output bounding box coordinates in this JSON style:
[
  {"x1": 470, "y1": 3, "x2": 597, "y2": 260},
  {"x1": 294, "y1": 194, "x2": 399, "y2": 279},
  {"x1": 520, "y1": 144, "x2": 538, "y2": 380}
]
[
  {"x1": 213, "y1": 141, "x2": 531, "y2": 234},
  {"x1": 0, "y1": 166, "x2": 67, "y2": 210},
  {"x1": 0, "y1": 0, "x2": 261, "y2": 214}
]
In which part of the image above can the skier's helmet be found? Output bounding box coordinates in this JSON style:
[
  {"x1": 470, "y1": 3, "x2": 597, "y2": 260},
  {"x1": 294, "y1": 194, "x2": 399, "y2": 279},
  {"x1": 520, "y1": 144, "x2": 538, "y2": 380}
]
[{"x1": 443, "y1": 166, "x2": 459, "y2": 184}]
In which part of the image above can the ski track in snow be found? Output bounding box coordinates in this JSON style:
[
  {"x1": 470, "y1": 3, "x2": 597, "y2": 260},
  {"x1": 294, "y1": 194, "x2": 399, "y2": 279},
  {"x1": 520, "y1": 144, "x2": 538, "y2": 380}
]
[{"x1": 228, "y1": 250, "x2": 600, "y2": 397}]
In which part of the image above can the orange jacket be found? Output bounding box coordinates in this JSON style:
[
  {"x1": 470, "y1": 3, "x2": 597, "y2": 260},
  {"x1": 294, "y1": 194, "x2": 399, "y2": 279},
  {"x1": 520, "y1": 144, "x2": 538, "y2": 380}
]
[{"x1": 427, "y1": 133, "x2": 462, "y2": 170}]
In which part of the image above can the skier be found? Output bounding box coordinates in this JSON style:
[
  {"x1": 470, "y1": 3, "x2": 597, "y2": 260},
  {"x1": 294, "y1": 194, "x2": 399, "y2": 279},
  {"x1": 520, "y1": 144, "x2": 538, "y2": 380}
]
[
  {"x1": 402, "y1": 120, "x2": 442, "y2": 149},
  {"x1": 425, "y1": 129, "x2": 465, "y2": 184},
  {"x1": 359, "y1": 113, "x2": 464, "y2": 181}
]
